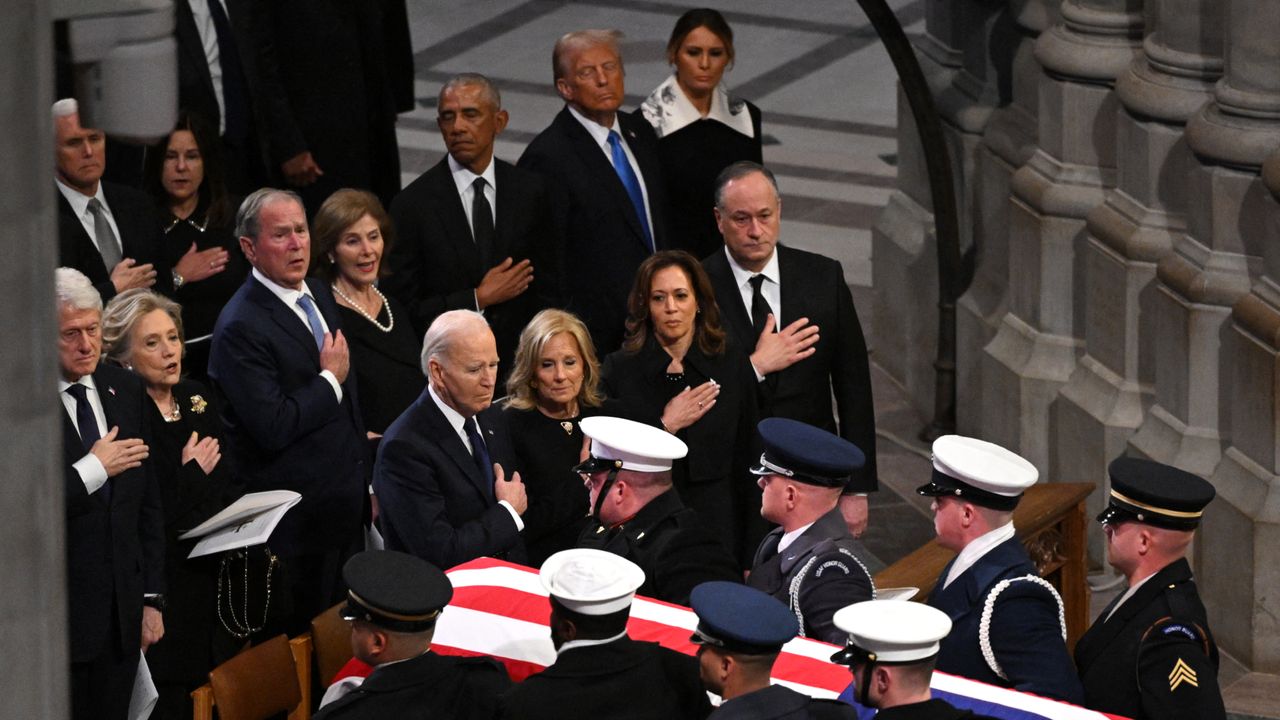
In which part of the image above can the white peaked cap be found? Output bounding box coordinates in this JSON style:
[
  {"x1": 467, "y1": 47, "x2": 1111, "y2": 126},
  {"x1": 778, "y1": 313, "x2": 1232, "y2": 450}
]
[
  {"x1": 540, "y1": 548, "x2": 645, "y2": 616},
  {"x1": 579, "y1": 416, "x2": 688, "y2": 473}
]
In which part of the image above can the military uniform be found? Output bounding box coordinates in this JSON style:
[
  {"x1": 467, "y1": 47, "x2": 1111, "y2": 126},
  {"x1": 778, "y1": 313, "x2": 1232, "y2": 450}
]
[
  {"x1": 709, "y1": 684, "x2": 854, "y2": 719},
  {"x1": 872, "y1": 699, "x2": 992, "y2": 719},
  {"x1": 315, "y1": 651, "x2": 510, "y2": 720},
  {"x1": 748, "y1": 507, "x2": 874, "y2": 645}
]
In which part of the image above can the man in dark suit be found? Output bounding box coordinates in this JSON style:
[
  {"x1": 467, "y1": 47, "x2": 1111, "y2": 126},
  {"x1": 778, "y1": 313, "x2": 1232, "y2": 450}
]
[
  {"x1": 518, "y1": 29, "x2": 669, "y2": 355},
  {"x1": 499, "y1": 549, "x2": 711, "y2": 720},
  {"x1": 208, "y1": 188, "x2": 367, "y2": 634},
  {"x1": 373, "y1": 310, "x2": 528, "y2": 568},
  {"x1": 1074, "y1": 458, "x2": 1225, "y2": 720},
  {"x1": 56, "y1": 267, "x2": 166, "y2": 720},
  {"x1": 574, "y1": 417, "x2": 739, "y2": 605},
  {"x1": 919, "y1": 435, "x2": 1083, "y2": 705},
  {"x1": 385, "y1": 74, "x2": 555, "y2": 377},
  {"x1": 702, "y1": 161, "x2": 876, "y2": 536},
  {"x1": 53, "y1": 98, "x2": 170, "y2": 304}
]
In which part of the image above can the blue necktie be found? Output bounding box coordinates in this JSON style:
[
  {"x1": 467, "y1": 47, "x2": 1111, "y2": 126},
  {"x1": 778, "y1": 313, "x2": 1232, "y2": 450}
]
[
  {"x1": 607, "y1": 131, "x2": 654, "y2": 251},
  {"x1": 66, "y1": 383, "x2": 111, "y2": 502},
  {"x1": 296, "y1": 293, "x2": 326, "y2": 350},
  {"x1": 465, "y1": 417, "x2": 495, "y2": 500}
]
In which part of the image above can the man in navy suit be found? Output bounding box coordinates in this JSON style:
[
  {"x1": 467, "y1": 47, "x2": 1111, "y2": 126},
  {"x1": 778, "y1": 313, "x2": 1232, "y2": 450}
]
[
  {"x1": 209, "y1": 188, "x2": 368, "y2": 634},
  {"x1": 518, "y1": 29, "x2": 669, "y2": 355},
  {"x1": 918, "y1": 435, "x2": 1083, "y2": 705},
  {"x1": 385, "y1": 74, "x2": 556, "y2": 378},
  {"x1": 56, "y1": 267, "x2": 166, "y2": 720},
  {"x1": 702, "y1": 162, "x2": 877, "y2": 537},
  {"x1": 373, "y1": 310, "x2": 528, "y2": 568}
]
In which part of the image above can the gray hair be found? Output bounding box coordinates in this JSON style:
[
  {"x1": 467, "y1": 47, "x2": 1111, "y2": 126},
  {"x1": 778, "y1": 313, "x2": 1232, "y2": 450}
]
[
  {"x1": 553, "y1": 29, "x2": 624, "y2": 81},
  {"x1": 713, "y1": 161, "x2": 781, "y2": 208},
  {"x1": 421, "y1": 309, "x2": 490, "y2": 375},
  {"x1": 439, "y1": 73, "x2": 502, "y2": 111},
  {"x1": 100, "y1": 289, "x2": 185, "y2": 366},
  {"x1": 235, "y1": 187, "x2": 304, "y2": 240},
  {"x1": 55, "y1": 267, "x2": 102, "y2": 313}
]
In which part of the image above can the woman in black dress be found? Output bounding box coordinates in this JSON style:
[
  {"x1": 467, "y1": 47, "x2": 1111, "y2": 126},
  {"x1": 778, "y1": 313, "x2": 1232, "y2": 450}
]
[
  {"x1": 602, "y1": 251, "x2": 762, "y2": 567},
  {"x1": 101, "y1": 289, "x2": 241, "y2": 720},
  {"x1": 143, "y1": 110, "x2": 248, "y2": 381},
  {"x1": 502, "y1": 309, "x2": 618, "y2": 566},
  {"x1": 637, "y1": 9, "x2": 763, "y2": 260},
  {"x1": 311, "y1": 189, "x2": 425, "y2": 435}
]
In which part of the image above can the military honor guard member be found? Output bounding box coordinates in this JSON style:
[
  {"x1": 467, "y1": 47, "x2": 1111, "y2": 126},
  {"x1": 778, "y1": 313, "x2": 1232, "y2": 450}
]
[
  {"x1": 830, "y1": 600, "x2": 996, "y2": 719},
  {"x1": 574, "y1": 417, "x2": 740, "y2": 604},
  {"x1": 691, "y1": 581, "x2": 855, "y2": 719},
  {"x1": 314, "y1": 550, "x2": 511, "y2": 720},
  {"x1": 747, "y1": 418, "x2": 876, "y2": 645},
  {"x1": 500, "y1": 548, "x2": 712, "y2": 720},
  {"x1": 918, "y1": 436, "x2": 1083, "y2": 704},
  {"x1": 1073, "y1": 458, "x2": 1225, "y2": 719}
]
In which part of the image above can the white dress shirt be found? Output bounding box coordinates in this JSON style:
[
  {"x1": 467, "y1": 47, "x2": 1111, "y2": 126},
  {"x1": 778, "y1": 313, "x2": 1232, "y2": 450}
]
[
  {"x1": 566, "y1": 105, "x2": 655, "y2": 239},
  {"x1": 59, "y1": 375, "x2": 110, "y2": 494},
  {"x1": 777, "y1": 520, "x2": 816, "y2": 555},
  {"x1": 251, "y1": 268, "x2": 343, "y2": 402},
  {"x1": 448, "y1": 153, "x2": 498, "y2": 230},
  {"x1": 1105, "y1": 571, "x2": 1158, "y2": 622},
  {"x1": 942, "y1": 521, "x2": 1016, "y2": 590},
  {"x1": 56, "y1": 179, "x2": 123, "y2": 257},
  {"x1": 426, "y1": 385, "x2": 524, "y2": 531},
  {"x1": 723, "y1": 246, "x2": 782, "y2": 381}
]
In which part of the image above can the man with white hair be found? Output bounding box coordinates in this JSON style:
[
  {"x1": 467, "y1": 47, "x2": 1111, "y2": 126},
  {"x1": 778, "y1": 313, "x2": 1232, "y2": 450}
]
[
  {"x1": 53, "y1": 98, "x2": 173, "y2": 303},
  {"x1": 918, "y1": 436, "x2": 1083, "y2": 704},
  {"x1": 373, "y1": 309, "x2": 528, "y2": 568},
  {"x1": 56, "y1": 267, "x2": 166, "y2": 720},
  {"x1": 498, "y1": 549, "x2": 711, "y2": 720}
]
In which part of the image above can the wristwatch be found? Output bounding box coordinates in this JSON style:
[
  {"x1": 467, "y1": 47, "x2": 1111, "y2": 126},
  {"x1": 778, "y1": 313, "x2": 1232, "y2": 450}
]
[
  {"x1": 171, "y1": 269, "x2": 185, "y2": 290},
  {"x1": 143, "y1": 594, "x2": 167, "y2": 612}
]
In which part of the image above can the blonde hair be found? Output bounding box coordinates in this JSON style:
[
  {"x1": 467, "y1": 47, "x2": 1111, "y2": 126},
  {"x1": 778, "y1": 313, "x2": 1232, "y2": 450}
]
[{"x1": 504, "y1": 309, "x2": 604, "y2": 411}]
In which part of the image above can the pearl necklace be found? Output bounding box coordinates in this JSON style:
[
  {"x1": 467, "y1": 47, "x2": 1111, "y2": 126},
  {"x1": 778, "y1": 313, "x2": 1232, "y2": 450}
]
[{"x1": 331, "y1": 282, "x2": 394, "y2": 333}]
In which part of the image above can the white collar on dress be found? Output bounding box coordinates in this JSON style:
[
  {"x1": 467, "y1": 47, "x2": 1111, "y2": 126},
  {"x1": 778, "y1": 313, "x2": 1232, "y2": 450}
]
[{"x1": 638, "y1": 74, "x2": 755, "y2": 139}]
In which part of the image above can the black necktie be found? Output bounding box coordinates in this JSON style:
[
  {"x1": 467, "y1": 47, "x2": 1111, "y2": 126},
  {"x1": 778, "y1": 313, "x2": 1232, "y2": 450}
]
[
  {"x1": 206, "y1": 0, "x2": 249, "y2": 142},
  {"x1": 471, "y1": 177, "x2": 495, "y2": 269},
  {"x1": 749, "y1": 274, "x2": 775, "y2": 336},
  {"x1": 465, "y1": 417, "x2": 495, "y2": 500},
  {"x1": 66, "y1": 383, "x2": 111, "y2": 502}
]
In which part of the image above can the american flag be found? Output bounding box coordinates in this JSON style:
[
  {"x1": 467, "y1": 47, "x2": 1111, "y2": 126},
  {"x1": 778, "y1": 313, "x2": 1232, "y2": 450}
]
[{"x1": 326, "y1": 558, "x2": 1128, "y2": 720}]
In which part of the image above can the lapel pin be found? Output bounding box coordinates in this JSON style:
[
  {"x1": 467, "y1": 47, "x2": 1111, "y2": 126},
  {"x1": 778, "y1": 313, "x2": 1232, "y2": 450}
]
[{"x1": 108, "y1": 386, "x2": 116, "y2": 396}]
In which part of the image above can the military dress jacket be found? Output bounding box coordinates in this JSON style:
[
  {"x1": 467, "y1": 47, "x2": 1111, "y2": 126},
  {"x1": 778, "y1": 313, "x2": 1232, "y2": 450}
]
[
  {"x1": 313, "y1": 650, "x2": 511, "y2": 720},
  {"x1": 709, "y1": 684, "x2": 855, "y2": 720},
  {"x1": 1074, "y1": 558, "x2": 1225, "y2": 720},
  {"x1": 747, "y1": 508, "x2": 875, "y2": 645},
  {"x1": 873, "y1": 699, "x2": 995, "y2": 720}
]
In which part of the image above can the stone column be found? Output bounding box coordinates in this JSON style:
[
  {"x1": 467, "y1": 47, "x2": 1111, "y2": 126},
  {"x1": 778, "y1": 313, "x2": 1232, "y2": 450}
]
[
  {"x1": 1, "y1": 1, "x2": 69, "y2": 717},
  {"x1": 873, "y1": 0, "x2": 1010, "y2": 421},
  {"x1": 1127, "y1": 0, "x2": 1280, "y2": 479},
  {"x1": 1051, "y1": 0, "x2": 1222, "y2": 566},
  {"x1": 979, "y1": 0, "x2": 1142, "y2": 472},
  {"x1": 956, "y1": 0, "x2": 1060, "y2": 434}
]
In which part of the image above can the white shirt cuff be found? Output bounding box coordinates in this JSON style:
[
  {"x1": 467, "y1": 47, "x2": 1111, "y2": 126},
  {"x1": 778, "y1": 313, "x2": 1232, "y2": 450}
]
[
  {"x1": 74, "y1": 453, "x2": 109, "y2": 494},
  {"x1": 320, "y1": 370, "x2": 343, "y2": 402},
  {"x1": 750, "y1": 361, "x2": 765, "y2": 383},
  {"x1": 498, "y1": 500, "x2": 525, "y2": 531}
]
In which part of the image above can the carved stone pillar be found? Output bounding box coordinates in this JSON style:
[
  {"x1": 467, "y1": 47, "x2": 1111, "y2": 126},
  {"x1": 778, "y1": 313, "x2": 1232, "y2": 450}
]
[
  {"x1": 979, "y1": 0, "x2": 1142, "y2": 472},
  {"x1": 1051, "y1": 0, "x2": 1222, "y2": 566},
  {"x1": 956, "y1": 0, "x2": 1060, "y2": 434}
]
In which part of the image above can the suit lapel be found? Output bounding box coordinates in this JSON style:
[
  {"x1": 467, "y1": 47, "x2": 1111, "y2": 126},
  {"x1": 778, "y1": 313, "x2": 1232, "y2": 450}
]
[
  {"x1": 491, "y1": 160, "x2": 519, "y2": 262},
  {"x1": 421, "y1": 397, "x2": 491, "y2": 504},
  {"x1": 556, "y1": 109, "x2": 649, "y2": 252},
  {"x1": 426, "y1": 160, "x2": 484, "y2": 273},
  {"x1": 175, "y1": 1, "x2": 217, "y2": 100},
  {"x1": 248, "y1": 278, "x2": 320, "y2": 363},
  {"x1": 1075, "y1": 563, "x2": 1180, "y2": 671},
  {"x1": 775, "y1": 246, "x2": 806, "y2": 326},
  {"x1": 57, "y1": 191, "x2": 109, "y2": 276},
  {"x1": 706, "y1": 252, "x2": 754, "y2": 344}
]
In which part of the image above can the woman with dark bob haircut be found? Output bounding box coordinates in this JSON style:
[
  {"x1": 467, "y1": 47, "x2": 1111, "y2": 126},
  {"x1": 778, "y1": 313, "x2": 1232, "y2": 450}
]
[
  {"x1": 601, "y1": 250, "x2": 762, "y2": 566},
  {"x1": 311, "y1": 188, "x2": 424, "y2": 433},
  {"x1": 636, "y1": 8, "x2": 763, "y2": 260}
]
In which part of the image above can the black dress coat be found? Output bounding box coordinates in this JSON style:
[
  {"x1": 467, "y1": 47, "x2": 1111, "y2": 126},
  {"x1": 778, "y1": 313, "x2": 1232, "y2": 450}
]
[
  {"x1": 518, "y1": 108, "x2": 670, "y2": 355},
  {"x1": 709, "y1": 684, "x2": 855, "y2": 720},
  {"x1": 62, "y1": 364, "x2": 166, "y2": 710},
  {"x1": 601, "y1": 336, "x2": 762, "y2": 564},
  {"x1": 57, "y1": 181, "x2": 171, "y2": 303},
  {"x1": 207, "y1": 276, "x2": 368, "y2": 557},
  {"x1": 384, "y1": 157, "x2": 557, "y2": 375},
  {"x1": 373, "y1": 394, "x2": 526, "y2": 568},
  {"x1": 873, "y1": 700, "x2": 994, "y2": 720},
  {"x1": 335, "y1": 297, "x2": 425, "y2": 434},
  {"x1": 703, "y1": 245, "x2": 878, "y2": 491},
  {"x1": 747, "y1": 508, "x2": 875, "y2": 645},
  {"x1": 498, "y1": 637, "x2": 711, "y2": 720},
  {"x1": 314, "y1": 650, "x2": 511, "y2": 720},
  {"x1": 926, "y1": 538, "x2": 1084, "y2": 705},
  {"x1": 1074, "y1": 558, "x2": 1225, "y2": 719},
  {"x1": 577, "y1": 490, "x2": 740, "y2": 606}
]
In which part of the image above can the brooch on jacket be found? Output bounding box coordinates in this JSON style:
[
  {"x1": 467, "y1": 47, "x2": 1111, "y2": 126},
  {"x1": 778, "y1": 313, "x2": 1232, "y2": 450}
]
[{"x1": 189, "y1": 394, "x2": 208, "y2": 414}]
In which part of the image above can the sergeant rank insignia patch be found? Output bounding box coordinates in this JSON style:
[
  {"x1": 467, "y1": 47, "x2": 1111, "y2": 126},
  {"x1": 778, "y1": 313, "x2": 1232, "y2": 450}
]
[{"x1": 1169, "y1": 658, "x2": 1199, "y2": 690}]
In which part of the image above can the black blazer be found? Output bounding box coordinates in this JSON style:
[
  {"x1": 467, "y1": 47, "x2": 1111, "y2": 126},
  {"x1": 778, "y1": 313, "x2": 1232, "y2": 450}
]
[
  {"x1": 704, "y1": 245, "x2": 878, "y2": 490},
  {"x1": 56, "y1": 181, "x2": 171, "y2": 302},
  {"x1": 62, "y1": 363, "x2": 166, "y2": 663},
  {"x1": 208, "y1": 276, "x2": 368, "y2": 556},
  {"x1": 518, "y1": 108, "x2": 670, "y2": 354},
  {"x1": 372, "y1": 393, "x2": 526, "y2": 568},
  {"x1": 384, "y1": 157, "x2": 558, "y2": 367}
]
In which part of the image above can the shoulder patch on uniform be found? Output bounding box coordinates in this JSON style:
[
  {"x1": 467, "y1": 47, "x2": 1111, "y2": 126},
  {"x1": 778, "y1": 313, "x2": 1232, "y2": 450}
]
[
  {"x1": 1169, "y1": 658, "x2": 1199, "y2": 690},
  {"x1": 1160, "y1": 623, "x2": 1200, "y2": 641}
]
